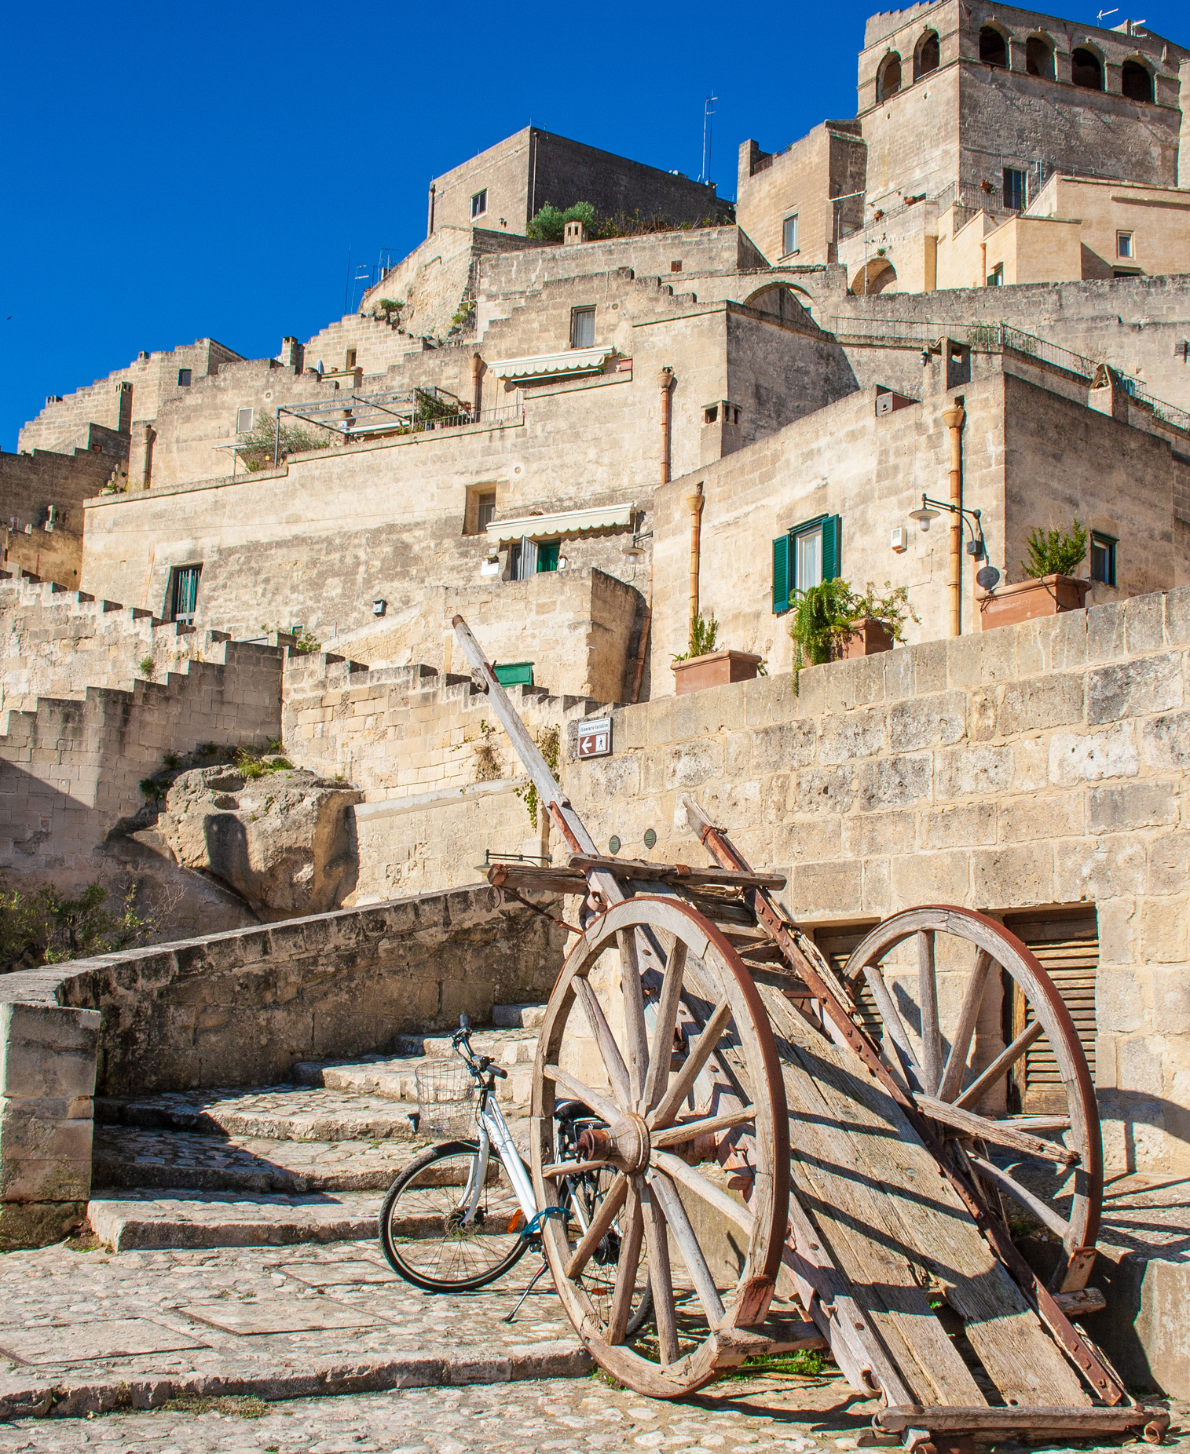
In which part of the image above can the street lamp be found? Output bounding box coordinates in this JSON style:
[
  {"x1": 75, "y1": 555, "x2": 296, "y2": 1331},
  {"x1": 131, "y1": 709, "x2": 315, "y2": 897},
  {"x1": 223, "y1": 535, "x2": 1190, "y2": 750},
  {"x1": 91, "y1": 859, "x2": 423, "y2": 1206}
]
[{"x1": 908, "y1": 495, "x2": 1001, "y2": 590}]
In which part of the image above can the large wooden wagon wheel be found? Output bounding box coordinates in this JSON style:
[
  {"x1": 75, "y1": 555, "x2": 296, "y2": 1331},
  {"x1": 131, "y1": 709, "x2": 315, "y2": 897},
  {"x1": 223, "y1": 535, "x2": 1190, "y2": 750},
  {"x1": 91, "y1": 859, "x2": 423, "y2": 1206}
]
[
  {"x1": 530, "y1": 896, "x2": 791, "y2": 1398},
  {"x1": 844, "y1": 907, "x2": 1102, "y2": 1292}
]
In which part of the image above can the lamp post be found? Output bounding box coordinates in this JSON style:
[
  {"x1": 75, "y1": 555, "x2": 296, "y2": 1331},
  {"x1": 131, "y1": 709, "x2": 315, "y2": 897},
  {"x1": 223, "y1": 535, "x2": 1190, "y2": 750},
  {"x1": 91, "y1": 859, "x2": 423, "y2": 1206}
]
[{"x1": 908, "y1": 496, "x2": 1001, "y2": 622}]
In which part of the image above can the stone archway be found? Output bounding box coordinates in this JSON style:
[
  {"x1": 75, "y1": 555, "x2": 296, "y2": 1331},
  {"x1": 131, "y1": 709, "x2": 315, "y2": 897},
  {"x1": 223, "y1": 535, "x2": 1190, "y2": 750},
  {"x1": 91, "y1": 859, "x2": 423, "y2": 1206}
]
[
  {"x1": 743, "y1": 283, "x2": 815, "y2": 324},
  {"x1": 850, "y1": 260, "x2": 898, "y2": 296}
]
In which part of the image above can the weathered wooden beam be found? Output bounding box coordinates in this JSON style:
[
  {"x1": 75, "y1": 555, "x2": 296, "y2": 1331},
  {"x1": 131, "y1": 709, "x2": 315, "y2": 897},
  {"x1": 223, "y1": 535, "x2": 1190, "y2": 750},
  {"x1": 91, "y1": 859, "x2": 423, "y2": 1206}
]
[{"x1": 570, "y1": 854, "x2": 786, "y2": 891}]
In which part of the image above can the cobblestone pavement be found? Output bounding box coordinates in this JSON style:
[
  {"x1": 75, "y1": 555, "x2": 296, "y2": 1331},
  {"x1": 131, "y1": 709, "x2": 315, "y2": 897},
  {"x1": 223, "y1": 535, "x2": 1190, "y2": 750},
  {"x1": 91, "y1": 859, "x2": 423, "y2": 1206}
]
[
  {"x1": 0, "y1": 1375, "x2": 1185, "y2": 1454},
  {"x1": 0, "y1": 1241, "x2": 584, "y2": 1414}
]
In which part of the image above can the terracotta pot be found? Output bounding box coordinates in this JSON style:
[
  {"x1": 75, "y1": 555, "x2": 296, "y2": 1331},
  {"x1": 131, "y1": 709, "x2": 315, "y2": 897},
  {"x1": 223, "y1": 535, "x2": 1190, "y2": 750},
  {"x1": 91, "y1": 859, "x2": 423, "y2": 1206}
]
[
  {"x1": 840, "y1": 616, "x2": 894, "y2": 658},
  {"x1": 979, "y1": 574, "x2": 1091, "y2": 629},
  {"x1": 672, "y1": 649, "x2": 763, "y2": 695}
]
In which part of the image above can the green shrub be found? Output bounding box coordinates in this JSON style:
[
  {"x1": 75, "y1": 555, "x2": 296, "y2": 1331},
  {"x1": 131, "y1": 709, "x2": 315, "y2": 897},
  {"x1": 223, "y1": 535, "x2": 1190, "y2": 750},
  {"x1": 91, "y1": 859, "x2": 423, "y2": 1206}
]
[
  {"x1": 526, "y1": 201, "x2": 597, "y2": 243},
  {"x1": 672, "y1": 611, "x2": 719, "y2": 662},
  {"x1": 238, "y1": 417, "x2": 331, "y2": 472},
  {"x1": 138, "y1": 656, "x2": 155, "y2": 679},
  {"x1": 515, "y1": 725, "x2": 560, "y2": 828},
  {"x1": 1, "y1": 881, "x2": 158, "y2": 974},
  {"x1": 1022, "y1": 518, "x2": 1088, "y2": 578},
  {"x1": 790, "y1": 579, "x2": 917, "y2": 671}
]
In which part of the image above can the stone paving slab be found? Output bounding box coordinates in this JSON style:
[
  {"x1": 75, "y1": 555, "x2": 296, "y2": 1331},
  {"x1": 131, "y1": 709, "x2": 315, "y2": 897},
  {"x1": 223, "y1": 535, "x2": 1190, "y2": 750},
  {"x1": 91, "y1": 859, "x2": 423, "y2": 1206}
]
[
  {"x1": 297, "y1": 1054, "x2": 534, "y2": 1109},
  {"x1": 0, "y1": 1240, "x2": 587, "y2": 1420},
  {"x1": 87, "y1": 1191, "x2": 385, "y2": 1251},
  {"x1": 1, "y1": 1373, "x2": 1185, "y2": 1453},
  {"x1": 93, "y1": 1127, "x2": 415, "y2": 1195}
]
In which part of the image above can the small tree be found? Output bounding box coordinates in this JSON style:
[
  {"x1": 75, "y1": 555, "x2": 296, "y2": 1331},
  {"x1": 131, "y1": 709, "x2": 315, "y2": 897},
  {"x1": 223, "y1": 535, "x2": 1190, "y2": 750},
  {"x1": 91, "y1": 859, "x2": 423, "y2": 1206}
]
[
  {"x1": 238, "y1": 417, "x2": 331, "y2": 472},
  {"x1": 1022, "y1": 518, "x2": 1088, "y2": 579},
  {"x1": 1, "y1": 881, "x2": 159, "y2": 974},
  {"x1": 526, "y1": 201, "x2": 598, "y2": 243}
]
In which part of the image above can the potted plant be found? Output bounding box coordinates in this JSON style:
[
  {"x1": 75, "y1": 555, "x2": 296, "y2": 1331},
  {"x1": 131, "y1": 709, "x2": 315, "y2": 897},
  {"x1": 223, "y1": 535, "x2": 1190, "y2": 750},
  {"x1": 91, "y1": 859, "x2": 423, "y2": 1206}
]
[
  {"x1": 979, "y1": 519, "x2": 1091, "y2": 629},
  {"x1": 671, "y1": 612, "x2": 764, "y2": 695},
  {"x1": 790, "y1": 579, "x2": 918, "y2": 670}
]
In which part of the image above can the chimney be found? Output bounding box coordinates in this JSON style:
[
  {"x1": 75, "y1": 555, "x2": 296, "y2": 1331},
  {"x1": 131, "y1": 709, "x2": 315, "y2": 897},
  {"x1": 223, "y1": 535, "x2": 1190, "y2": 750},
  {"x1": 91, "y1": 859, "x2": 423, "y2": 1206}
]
[{"x1": 564, "y1": 219, "x2": 588, "y2": 246}]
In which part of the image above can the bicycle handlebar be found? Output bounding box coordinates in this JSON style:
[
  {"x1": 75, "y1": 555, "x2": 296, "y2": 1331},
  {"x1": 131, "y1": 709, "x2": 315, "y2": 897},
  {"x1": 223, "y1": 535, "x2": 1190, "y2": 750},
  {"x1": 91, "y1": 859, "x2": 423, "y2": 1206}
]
[{"x1": 451, "y1": 1017, "x2": 507, "y2": 1081}]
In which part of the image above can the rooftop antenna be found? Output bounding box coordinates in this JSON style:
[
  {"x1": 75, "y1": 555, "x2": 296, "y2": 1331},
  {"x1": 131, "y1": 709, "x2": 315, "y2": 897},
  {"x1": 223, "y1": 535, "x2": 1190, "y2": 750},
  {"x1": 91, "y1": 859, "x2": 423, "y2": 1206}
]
[
  {"x1": 700, "y1": 93, "x2": 718, "y2": 184},
  {"x1": 1096, "y1": 7, "x2": 1118, "y2": 20}
]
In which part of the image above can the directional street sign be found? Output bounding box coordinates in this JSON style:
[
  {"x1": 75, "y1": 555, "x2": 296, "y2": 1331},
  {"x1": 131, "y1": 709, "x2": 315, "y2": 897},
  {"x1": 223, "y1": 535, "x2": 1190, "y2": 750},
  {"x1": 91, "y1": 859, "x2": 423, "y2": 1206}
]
[{"x1": 577, "y1": 716, "x2": 612, "y2": 759}]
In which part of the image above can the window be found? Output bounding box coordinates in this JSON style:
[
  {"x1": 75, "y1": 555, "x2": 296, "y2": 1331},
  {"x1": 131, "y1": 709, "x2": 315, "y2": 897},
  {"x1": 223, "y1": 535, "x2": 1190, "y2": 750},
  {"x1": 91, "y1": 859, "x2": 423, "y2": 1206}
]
[
  {"x1": 536, "y1": 539, "x2": 560, "y2": 573},
  {"x1": 914, "y1": 30, "x2": 940, "y2": 79},
  {"x1": 877, "y1": 53, "x2": 902, "y2": 101},
  {"x1": 477, "y1": 492, "x2": 496, "y2": 534},
  {"x1": 345, "y1": 348, "x2": 357, "y2": 369},
  {"x1": 236, "y1": 407, "x2": 254, "y2": 433},
  {"x1": 1002, "y1": 909, "x2": 1099, "y2": 1111},
  {"x1": 1003, "y1": 167, "x2": 1027, "y2": 211},
  {"x1": 1117, "y1": 230, "x2": 1134, "y2": 259},
  {"x1": 1121, "y1": 59, "x2": 1153, "y2": 102},
  {"x1": 1026, "y1": 36, "x2": 1055, "y2": 78},
  {"x1": 177, "y1": 368, "x2": 192, "y2": 387},
  {"x1": 471, "y1": 189, "x2": 487, "y2": 219},
  {"x1": 782, "y1": 214, "x2": 799, "y2": 256},
  {"x1": 979, "y1": 26, "x2": 1007, "y2": 67},
  {"x1": 704, "y1": 405, "x2": 718, "y2": 424},
  {"x1": 1091, "y1": 532, "x2": 1117, "y2": 586},
  {"x1": 509, "y1": 537, "x2": 537, "y2": 580},
  {"x1": 670, "y1": 260, "x2": 683, "y2": 272},
  {"x1": 771, "y1": 514, "x2": 841, "y2": 613},
  {"x1": 570, "y1": 306, "x2": 596, "y2": 349},
  {"x1": 169, "y1": 565, "x2": 201, "y2": 625},
  {"x1": 1071, "y1": 47, "x2": 1103, "y2": 90},
  {"x1": 987, "y1": 262, "x2": 1004, "y2": 286}
]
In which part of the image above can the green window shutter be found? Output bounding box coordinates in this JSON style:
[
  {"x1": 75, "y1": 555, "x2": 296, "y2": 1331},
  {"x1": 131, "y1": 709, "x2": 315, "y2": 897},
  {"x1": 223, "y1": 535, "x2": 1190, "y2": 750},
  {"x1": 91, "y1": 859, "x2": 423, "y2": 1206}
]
[
  {"x1": 822, "y1": 515, "x2": 841, "y2": 581},
  {"x1": 494, "y1": 661, "x2": 534, "y2": 686},
  {"x1": 772, "y1": 533, "x2": 792, "y2": 614}
]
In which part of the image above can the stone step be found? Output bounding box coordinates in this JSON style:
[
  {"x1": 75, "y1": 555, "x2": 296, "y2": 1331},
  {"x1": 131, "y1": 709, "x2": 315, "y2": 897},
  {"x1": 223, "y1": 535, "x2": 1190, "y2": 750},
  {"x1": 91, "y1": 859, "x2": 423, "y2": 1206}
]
[
  {"x1": 491, "y1": 1002, "x2": 547, "y2": 1029},
  {"x1": 389, "y1": 1026, "x2": 539, "y2": 1064},
  {"x1": 91, "y1": 1126, "x2": 419, "y2": 1195},
  {"x1": 87, "y1": 1189, "x2": 385, "y2": 1252},
  {"x1": 96, "y1": 1086, "x2": 423, "y2": 1143},
  {"x1": 295, "y1": 1045, "x2": 536, "y2": 1108}
]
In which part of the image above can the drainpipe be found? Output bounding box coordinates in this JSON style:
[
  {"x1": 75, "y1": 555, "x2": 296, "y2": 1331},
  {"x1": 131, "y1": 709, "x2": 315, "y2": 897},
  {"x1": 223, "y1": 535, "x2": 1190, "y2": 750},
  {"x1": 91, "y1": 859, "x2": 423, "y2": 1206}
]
[
  {"x1": 942, "y1": 402, "x2": 966, "y2": 636},
  {"x1": 687, "y1": 483, "x2": 705, "y2": 639},
  {"x1": 471, "y1": 353, "x2": 483, "y2": 418},
  {"x1": 659, "y1": 367, "x2": 674, "y2": 483},
  {"x1": 979, "y1": 241, "x2": 987, "y2": 286}
]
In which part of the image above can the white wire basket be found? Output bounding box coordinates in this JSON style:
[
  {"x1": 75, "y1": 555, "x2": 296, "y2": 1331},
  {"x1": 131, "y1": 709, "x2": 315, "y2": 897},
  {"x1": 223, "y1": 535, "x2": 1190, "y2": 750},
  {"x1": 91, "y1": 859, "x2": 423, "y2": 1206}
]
[{"x1": 415, "y1": 1059, "x2": 477, "y2": 1139}]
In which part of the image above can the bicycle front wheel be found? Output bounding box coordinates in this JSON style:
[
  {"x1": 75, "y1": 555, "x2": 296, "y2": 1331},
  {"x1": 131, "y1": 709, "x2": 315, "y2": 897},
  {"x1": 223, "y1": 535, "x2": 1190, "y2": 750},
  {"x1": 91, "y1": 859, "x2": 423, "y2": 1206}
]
[{"x1": 379, "y1": 1139, "x2": 531, "y2": 1292}]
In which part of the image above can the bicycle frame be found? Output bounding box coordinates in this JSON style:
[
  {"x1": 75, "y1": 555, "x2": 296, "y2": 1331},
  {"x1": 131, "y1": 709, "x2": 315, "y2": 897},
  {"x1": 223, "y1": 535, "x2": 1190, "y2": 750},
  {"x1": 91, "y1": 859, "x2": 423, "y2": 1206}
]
[{"x1": 461, "y1": 1087, "x2": 537, "y2": 1227}]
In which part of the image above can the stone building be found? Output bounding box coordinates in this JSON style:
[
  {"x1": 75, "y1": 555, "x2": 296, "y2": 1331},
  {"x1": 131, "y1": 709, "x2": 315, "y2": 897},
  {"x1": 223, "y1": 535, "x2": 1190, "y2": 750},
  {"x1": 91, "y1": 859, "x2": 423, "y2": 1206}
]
[{"x1": 5, "y1": 0, "x2": 1190, "y2": 1249}]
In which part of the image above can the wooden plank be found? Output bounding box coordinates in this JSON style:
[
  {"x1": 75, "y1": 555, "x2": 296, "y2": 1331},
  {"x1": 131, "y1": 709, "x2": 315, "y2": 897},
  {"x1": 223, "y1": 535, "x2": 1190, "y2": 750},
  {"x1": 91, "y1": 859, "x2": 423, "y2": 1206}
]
[
  {"x1": 915, "y1": 1095, "x2": 1079, "y2": 1164},
  {"x1": 754, "y1": 984, "x2": 986, "y2": 1409},
  {"x1": 757, "y1": 984, "x2": 1091, "y2": 1410},
  {"x1": 570, "y1": 853, "x2": 787, "y2": 891}
]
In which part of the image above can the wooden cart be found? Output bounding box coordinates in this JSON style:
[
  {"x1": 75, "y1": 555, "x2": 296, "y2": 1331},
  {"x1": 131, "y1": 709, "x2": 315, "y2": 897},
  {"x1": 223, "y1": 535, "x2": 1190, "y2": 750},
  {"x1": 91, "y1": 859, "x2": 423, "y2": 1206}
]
[{"x1": 453, "y1": 616, "x2": 1167, "y2": 1446}]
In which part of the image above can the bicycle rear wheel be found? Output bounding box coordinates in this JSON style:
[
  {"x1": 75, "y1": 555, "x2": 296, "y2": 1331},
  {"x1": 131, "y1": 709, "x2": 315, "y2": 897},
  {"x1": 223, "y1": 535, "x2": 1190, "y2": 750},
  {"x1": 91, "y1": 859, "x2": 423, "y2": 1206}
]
[{"x1": 379, "y1": 1139, "x2": 530, "y2": 1292}]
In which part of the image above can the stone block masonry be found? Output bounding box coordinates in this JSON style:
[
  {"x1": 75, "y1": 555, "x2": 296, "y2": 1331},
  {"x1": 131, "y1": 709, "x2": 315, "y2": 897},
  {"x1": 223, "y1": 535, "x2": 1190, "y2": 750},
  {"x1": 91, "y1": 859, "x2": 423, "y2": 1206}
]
[
  {"x1": 0, "y1": 885, "x2": 562, "y2": 1247},
  {"x1": 362, "y1": 586, "x2": 1190, "y2": 1179}
]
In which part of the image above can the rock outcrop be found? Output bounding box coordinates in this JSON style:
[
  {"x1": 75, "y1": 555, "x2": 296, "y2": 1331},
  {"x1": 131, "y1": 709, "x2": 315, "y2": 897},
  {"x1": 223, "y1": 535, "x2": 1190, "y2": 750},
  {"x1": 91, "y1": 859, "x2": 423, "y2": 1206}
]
[{"x1": 157, "y1": 764, "x2": 363, "y2": 921}]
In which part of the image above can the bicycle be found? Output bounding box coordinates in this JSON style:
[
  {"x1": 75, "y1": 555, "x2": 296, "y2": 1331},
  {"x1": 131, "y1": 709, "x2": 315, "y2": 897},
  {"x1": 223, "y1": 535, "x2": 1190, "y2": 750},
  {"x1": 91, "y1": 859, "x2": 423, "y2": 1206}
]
[{"x1": 379, "y1": 1015, "x2": 652, "y2": 1333}]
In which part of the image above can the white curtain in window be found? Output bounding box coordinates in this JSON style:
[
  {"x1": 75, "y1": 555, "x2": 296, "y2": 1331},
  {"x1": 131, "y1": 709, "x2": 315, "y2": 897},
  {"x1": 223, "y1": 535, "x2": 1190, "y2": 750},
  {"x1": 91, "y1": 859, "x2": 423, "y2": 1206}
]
[
  {"x1": 515, "y1": 536, "x2": 538, "y2": 580},
  {"x1": 796, "y1": 526, "x2": 823, "y2": 590}
]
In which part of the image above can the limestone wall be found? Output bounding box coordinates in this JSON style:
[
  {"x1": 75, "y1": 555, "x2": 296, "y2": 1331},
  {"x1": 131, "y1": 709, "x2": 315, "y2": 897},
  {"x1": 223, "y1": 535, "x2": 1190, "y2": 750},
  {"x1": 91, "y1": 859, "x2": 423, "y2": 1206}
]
[
  {"x1": 0, "y1": 885, "x2": 564, "y2": 1247},
  {"x1": 735, "y1": 125, "x2": 867, "y2": 268},
  {"x1": 351, "y1": 587, "x2": 1190, "y2": 1175}
]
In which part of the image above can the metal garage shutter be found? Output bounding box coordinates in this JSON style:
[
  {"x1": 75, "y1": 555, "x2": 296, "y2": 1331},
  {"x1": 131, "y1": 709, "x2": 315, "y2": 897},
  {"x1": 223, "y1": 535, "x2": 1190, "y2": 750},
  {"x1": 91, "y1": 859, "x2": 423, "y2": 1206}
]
[{"x1": 1003, "y1": 909, "x2": 1098, "y2": 1114}]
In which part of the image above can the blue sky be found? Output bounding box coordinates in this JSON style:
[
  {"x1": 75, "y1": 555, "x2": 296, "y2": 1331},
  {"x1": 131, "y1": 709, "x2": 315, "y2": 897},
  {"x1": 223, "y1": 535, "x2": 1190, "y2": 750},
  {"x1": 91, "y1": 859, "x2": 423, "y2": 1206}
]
[{"x1": 1, "y1": 0, "x2": 1183, "y2": 449}]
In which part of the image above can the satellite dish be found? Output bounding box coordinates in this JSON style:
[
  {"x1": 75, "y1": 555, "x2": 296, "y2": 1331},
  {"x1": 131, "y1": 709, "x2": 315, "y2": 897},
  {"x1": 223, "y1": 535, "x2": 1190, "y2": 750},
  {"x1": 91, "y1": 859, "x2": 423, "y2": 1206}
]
[{"x1": 976, "y1": 565, "x2": 1001, "y2": 591}]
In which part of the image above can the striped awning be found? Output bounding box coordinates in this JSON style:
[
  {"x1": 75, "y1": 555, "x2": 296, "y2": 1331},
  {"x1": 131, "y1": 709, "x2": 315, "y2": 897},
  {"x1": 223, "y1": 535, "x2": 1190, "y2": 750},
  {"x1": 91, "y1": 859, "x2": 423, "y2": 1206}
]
[
  {"x1": 486, "y1": 503, "x2": 634, "y2": 545},
  {"x1": 486, "y1": 345, "x2": 614, "y2": 381}
]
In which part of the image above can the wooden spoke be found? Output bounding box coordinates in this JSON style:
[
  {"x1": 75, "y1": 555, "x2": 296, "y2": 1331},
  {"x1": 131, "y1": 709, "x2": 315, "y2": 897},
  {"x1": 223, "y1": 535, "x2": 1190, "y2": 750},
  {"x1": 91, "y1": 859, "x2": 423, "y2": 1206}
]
[
  {"x1": 649, "y1": 997, "x2": 733, "y2": 1129},
  {"x1": 966, "y1": 1152, "x2": 1071, "y2": 1241},
  {"x1": 641, "y1": 1179, "x2": 680, "y2": 1364},
  {"x1": 541, "y1": 1158, "x2": 616, "y2": 1179},
  {"x1": 953, "y1": 1021, "x2": 1045, "y2": 1110},
  {"x1": 936, "y1": 949, "x2": 995, "y2": 1103},
  {"x1": 618, "y1": 929, "x2": 650, "y2": 1104},
  {"x1": 857, "y1": 962, "x2": 922, "y2": 1088},
  {"x1": 564, "y1": 1172, "x2": 628, "y2": 1278},
  {"x1": 649, "y1": 1169, "x2": 726, "y2": 1329},
  {"x1": 653, "y1": 1150, "x2": 755, "y2": 1235},
  {"x1": 917, "y1": 930, "x2": 942, "y2": 1096},
  {"x1": 643, "y1": 940, "x2": 688, "y2": 1113},
  {"x1": 573, "y1": 978, "x2": 632, "y2": 1109},
  {"x1": 916, "y1": 1095, "x2": 1079, "y2": 1165},
  {"x1": 544, "y1": 1065, "x2": 622, "y2": 1127},
  {"x1": 608, "y1": 1180, "x2": 645, "y2": 1345},
  {"x1": 650, "y1": 1104, "x2": 756, "y2": 1149}
]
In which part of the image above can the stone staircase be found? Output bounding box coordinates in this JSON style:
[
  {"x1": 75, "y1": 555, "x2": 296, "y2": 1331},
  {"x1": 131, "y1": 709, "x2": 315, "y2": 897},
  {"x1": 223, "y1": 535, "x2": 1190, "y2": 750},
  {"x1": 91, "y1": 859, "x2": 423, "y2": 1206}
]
[{"x1": 88, "y1": 1004, "x2": 545, "y2": 1253}]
